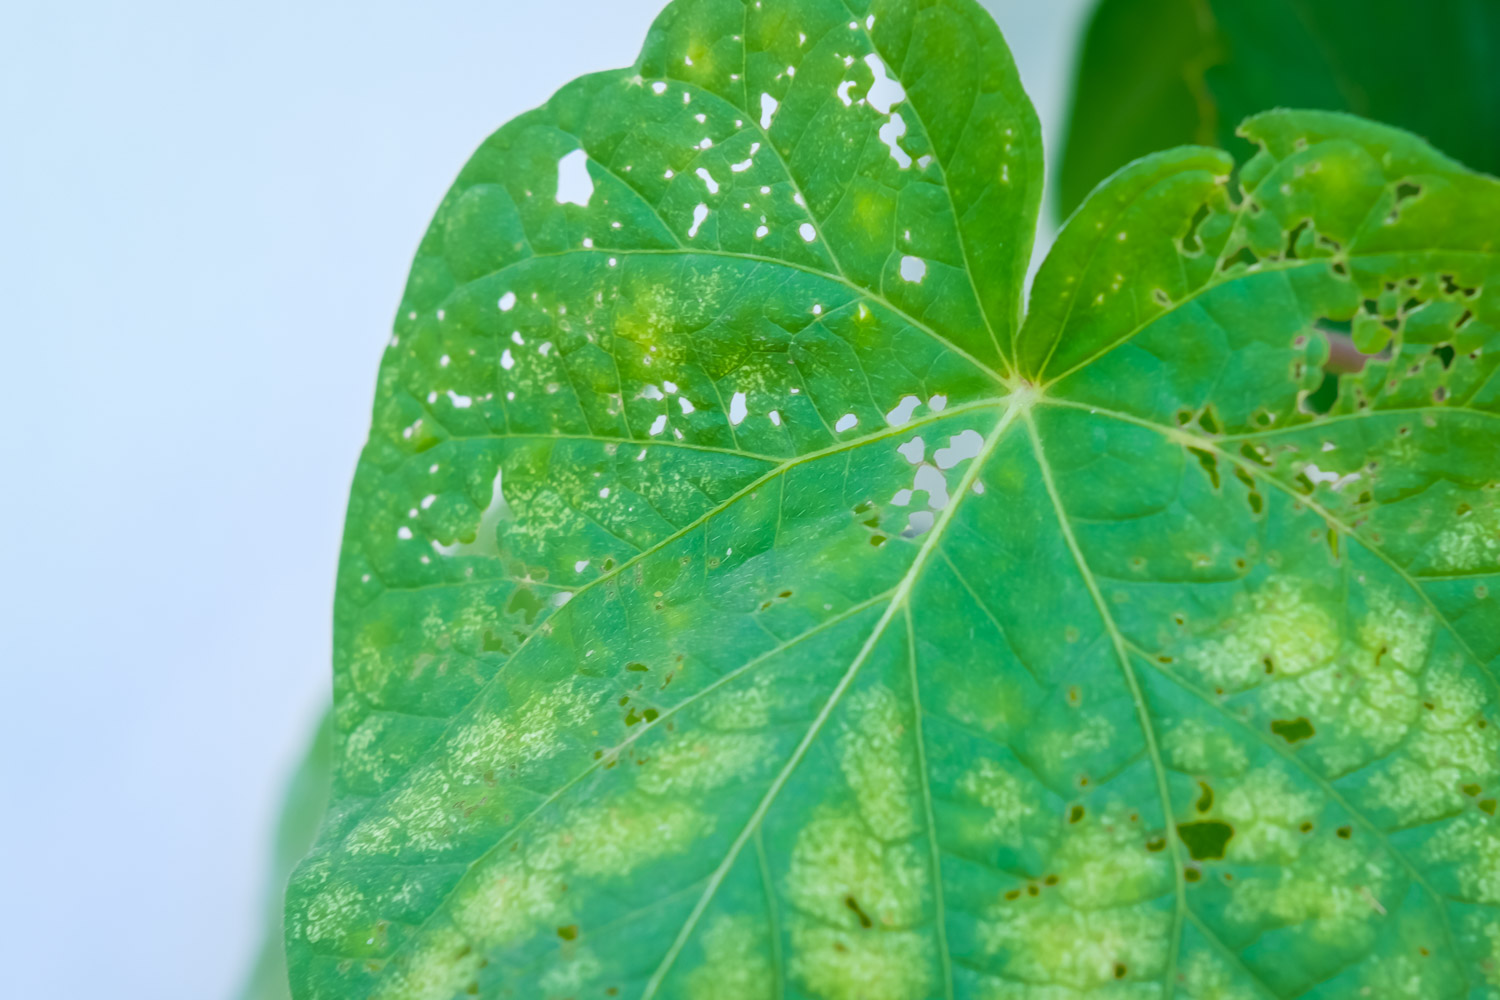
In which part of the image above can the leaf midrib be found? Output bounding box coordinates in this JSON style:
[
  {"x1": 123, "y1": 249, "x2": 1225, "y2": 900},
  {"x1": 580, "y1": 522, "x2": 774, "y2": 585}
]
[
  {"x1": 637, "y1": 390, "x2": 1028, "y2": 999},
  {"x1": 1025, "y1": 411, "x2": 1189, "y2": 1000}
]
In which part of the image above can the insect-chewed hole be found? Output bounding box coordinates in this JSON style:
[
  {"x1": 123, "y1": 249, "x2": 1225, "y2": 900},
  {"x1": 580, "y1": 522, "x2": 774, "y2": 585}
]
[
  {"x1": 1177, "y1": 820, "x2": 1233, "y2": 861},
  {"x1": 1219, "y1": 245, "x2": 1259, "y2": 272},
  {"x1": 1270, "y1": 716, "x2": 1316, "y2": 744},
  {"x1": 844, "y1": 895, "x2": 873, "y2": 928},
  {"x1": 1232, "y1": 466, "x2": 1264, "y2": 514},
  {"x1": 1189, "y1": 447, "x2": 1221, "y2": 490},
  {"x1": 1178, "y1": 202, "x2": 1211, "y2": 256},
  {"x1": 1283, "y1": 218, "x2": 1311, "y2": 259},
  {"x1": 1300, "y1": 314, "x2": 1398, "y2": 415},
  {"x1": 1303, "y1": 372, "x2": 1339, "y2": 415},
  {"x1": 1384, "y1": 180, "x2": 1423, "y2": 223}
]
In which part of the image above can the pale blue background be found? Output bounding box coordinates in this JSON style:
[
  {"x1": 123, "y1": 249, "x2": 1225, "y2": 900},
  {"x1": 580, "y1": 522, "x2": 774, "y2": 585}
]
[{"x1": 0, "y1": 1, "x2": 1089, "y2": 996}]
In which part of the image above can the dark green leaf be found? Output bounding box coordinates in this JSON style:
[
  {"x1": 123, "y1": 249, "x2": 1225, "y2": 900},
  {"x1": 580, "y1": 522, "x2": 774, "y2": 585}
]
[{"x1": 1056, "y1": 0, "x2": 1500, "y2": 218}]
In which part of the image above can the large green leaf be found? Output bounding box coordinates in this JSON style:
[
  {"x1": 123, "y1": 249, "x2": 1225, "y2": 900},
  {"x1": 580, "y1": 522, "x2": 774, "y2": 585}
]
[
  {"x1": 1056, "y1": 0, "x2": 1500, "y2": 218},
  {"x1": 289, "y1": 1, "x2": 1500, "y2": 997}
]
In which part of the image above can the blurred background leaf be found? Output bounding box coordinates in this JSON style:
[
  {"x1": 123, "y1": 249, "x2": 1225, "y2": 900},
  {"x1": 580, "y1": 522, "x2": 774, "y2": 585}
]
[
  {"x1": 1056, "y1": 0, "x2": 1500, "y2": 217},
  {"x1": 238, "y1": 712, "x2": 332, "y2": 1000}
]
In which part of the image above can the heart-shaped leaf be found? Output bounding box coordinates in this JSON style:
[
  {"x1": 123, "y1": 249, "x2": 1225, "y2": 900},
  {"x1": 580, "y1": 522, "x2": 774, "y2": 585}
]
[{"x1": 288, "y1": 1, "x2": 1500, "y2": 997}]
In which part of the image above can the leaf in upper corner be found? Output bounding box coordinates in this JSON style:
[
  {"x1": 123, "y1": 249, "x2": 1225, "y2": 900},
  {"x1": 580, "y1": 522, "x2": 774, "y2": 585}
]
[
  {"x1": 1055, "y1": 0, "x2": 1500, "y2": 219},
  {"x1": 286, "y1": 0, "x2": 1500, "y2": 997}
]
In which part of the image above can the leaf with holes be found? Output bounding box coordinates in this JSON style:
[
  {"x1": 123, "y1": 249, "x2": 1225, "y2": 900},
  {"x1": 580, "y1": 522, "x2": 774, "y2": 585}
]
[
  {"x1": 1055, "y1": 0, "x2": 1500, "y2": 219},
  {"x1": 287, "y1": 1, "x2": 1500, "y2": 998}
]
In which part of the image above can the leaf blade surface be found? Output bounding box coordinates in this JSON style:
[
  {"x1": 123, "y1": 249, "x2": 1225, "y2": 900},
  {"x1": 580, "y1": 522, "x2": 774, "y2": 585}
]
[{"x1": 289, "y1": 3, "x2": 1500, "y2": 998}]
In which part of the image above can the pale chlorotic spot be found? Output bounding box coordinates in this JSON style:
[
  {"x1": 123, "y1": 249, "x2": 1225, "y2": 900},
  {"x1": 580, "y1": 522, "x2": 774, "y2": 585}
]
[{"x1": 555, "y1": 148, "x2": 594, "y2": 207}]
